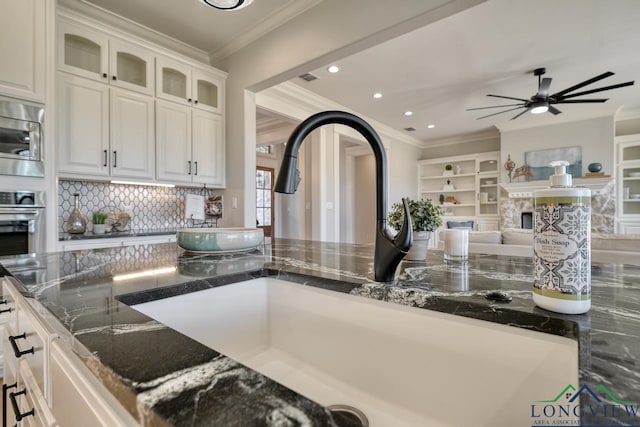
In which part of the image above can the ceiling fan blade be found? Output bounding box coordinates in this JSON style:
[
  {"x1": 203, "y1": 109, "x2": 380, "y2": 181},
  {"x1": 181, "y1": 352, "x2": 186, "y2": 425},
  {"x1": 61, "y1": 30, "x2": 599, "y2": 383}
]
[
  {"x1": 548, "y1": 106, "x2": 562, "y2": 115},
  {"x1": 537, "y1": 77, "x2": 552, "y2": 96},
  {"x1": 466, "y1": 103, "x2": 526, "y2": 111},
  {"x1": 487, "y1": 94, "x2": 529, "y2": 102},
  {"x1": 476, "y1": 106, "x2": 525, "y2": 120},
  {"x1": 551, "y1": 71, "x2": 615, "y2": 98},
  {"x1": 557, "y1": 81, "x2": 634, "y2": 100},
  {"x1": 510, "y1": 109, "x2": 529, "y2": 120},
  {"x1": 555, "y1": 99, "x2": 608, "y2": 103}
]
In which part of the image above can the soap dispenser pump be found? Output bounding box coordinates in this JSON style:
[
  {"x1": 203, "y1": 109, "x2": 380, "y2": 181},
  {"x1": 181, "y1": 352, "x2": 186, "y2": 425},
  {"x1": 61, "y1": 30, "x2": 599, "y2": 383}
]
[{"x1": 533, "y1": 161, "x2": 591, "y2": 314}]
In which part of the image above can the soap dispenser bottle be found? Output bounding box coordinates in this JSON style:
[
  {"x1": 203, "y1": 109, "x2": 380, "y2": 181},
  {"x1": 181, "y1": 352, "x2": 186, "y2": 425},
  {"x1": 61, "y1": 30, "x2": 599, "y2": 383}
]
[{"x1": 533, "y1": 161, "x2": 591, "y2": 314}]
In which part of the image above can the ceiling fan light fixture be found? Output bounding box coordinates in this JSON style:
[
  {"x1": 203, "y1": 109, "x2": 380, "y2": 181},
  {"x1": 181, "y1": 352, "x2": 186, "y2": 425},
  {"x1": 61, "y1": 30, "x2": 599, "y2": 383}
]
[
  {"x1": 530, "y1": 100, "x2": 549, "y2": 114},
  {"x1": 200, "y1": 0, "x2": 254, "y2": 10}
]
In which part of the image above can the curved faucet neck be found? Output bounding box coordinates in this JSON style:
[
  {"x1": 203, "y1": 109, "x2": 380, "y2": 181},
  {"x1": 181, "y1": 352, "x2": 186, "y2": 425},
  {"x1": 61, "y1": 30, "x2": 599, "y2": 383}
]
[{"x1": 278, "y1": 111, "x2": 388, "y2": 222}]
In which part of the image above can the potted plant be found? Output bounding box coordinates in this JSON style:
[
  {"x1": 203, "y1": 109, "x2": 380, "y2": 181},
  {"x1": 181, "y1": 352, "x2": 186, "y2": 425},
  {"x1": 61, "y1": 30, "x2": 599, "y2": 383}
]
[
  {"x1": 388, "y1": 197, "x2": 444, "y2": 261},
  {"x1": 443, "y1": 164, "x2": 454, "y2": 176},
  {"x1": 92, "y1": 212, "x2": 108, "y2": 234},
  {"x1": 439, "y1": 194, "x2": 445, "y2": 205}
]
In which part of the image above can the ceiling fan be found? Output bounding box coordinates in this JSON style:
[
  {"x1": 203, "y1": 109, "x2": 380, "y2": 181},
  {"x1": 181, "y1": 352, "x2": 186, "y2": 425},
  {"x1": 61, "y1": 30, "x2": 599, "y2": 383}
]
[{"x1": 467, "y1": 68, "x2": 635, "y2": 120}]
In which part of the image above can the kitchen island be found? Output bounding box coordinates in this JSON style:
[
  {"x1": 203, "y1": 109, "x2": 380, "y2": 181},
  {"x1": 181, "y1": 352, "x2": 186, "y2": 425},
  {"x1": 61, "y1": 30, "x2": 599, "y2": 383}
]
[{"x1": 1, "y1": 239, "x2": 639, "y2": 426}]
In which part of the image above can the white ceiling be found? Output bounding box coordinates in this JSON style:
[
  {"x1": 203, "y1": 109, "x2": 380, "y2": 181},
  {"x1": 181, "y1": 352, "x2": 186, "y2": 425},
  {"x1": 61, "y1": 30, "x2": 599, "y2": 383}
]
[
  {"x1": 84, "y1": 0, "x2": 320, "y2": 58},
  {"x1": 291, "y1": 0, "x2": 640, "y2": 143}
]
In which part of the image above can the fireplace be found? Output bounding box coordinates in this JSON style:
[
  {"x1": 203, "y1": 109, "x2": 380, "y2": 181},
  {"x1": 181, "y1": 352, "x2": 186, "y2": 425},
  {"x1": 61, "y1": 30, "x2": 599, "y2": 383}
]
[{"x1": 521, "y1": 212, "x2": 533, "y2": 229}]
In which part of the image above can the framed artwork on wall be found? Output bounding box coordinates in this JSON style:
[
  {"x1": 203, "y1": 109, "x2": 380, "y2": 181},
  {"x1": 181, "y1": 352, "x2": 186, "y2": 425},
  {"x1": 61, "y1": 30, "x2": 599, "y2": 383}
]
[{"x1": 525, "y1": 146, "x2": 582, "y2": 181}]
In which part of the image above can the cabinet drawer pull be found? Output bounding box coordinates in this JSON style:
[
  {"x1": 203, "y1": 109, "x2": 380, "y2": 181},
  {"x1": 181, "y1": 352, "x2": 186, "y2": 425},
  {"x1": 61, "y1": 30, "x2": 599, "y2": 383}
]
[
  {"x1": 194, "y1": 161, "x2": 198, "y2": 175},
  {"x1": 3, "y1": 383, "x2": 17, "y2": 427},
  {"x1": 103, "y1": 149, "x2": 108, "y2": 167},
  {"x1": 188, "y1": 160, "x2": 192, "y2": 175},
  {"x1": 0, "y1": 299, "x2": 7, "y2": 304},
  {"x1": 0, "y1": 307, "x2": 12, "y2": 314},
  {"x1": 8, "y1": 333, "x2": 34, "y2": 358},
  {"x1": 102, "y1": 73, "x2": 108, "y2": 78},
  {"x1": 9, "y1": 389, "x2": 35, "y2": 421},
  {"x1": 112, "y1": 75, "x2": 117, "y2": 81},
  {"x1": 113, "y1": 150, "x2": 118, "y2": 168}
]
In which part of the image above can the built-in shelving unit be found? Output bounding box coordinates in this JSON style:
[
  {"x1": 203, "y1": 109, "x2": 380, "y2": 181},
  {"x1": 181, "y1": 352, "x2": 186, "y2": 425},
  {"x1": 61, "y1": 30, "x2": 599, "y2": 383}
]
[{"x1": 615, "y1": 133, "x2": 640, "y2": 233}]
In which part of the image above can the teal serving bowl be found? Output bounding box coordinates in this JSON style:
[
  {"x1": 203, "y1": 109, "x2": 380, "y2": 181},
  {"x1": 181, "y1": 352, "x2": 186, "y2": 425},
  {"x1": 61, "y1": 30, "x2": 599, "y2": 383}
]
[{"x1": 176, "y1": 228, "x2": 264, "y2": 253}]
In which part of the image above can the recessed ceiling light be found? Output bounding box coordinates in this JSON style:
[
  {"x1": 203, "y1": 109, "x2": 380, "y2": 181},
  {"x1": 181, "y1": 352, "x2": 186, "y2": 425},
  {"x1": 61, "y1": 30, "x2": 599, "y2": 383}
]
[
  {"x1": 404, "y1": 111, "x2": 413, "y2": 116},
  {"x1": 200, "y1": 0, "x2": 254, "y2": 10},
  {"x1": 327, "y1": 65, "x2": 340, "y2": 73},
  {"x1": 373, "y1": 93, "x2": 383, "y2": 99},
  {"x1": 427, "y1": 124, "x2": 435, "y2": 129}
]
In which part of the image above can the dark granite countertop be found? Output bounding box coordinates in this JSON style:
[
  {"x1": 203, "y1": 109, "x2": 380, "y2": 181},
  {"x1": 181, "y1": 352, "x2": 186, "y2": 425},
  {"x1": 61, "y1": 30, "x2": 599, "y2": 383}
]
[
  {"x1": 1, "y1": 239, "x2": 639, "y2": 426},
  {"x1": 59, "y1": 228, "x2": 178, "y2": 241}
]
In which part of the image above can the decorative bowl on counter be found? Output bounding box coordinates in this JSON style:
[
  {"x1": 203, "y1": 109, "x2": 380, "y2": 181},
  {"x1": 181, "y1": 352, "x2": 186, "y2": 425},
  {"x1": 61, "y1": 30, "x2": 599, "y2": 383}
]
[{"x1": 176, "y1": 228, "x2": 264, "y2": 253}]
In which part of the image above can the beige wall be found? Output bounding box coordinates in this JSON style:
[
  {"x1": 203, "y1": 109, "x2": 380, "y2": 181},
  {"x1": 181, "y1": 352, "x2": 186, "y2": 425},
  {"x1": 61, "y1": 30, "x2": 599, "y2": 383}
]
[
  {"x1": 421, "y1": 137, "x2": 500, "y2": 159},
  {"x1": 354, "y1": 155, "x2": 376, "y2": 244}
]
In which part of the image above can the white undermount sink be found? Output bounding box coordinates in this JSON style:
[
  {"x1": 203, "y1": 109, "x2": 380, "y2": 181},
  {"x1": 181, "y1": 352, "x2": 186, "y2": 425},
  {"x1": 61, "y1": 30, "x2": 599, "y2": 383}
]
[{"x1": 131, "y1": 278, "x2": 578, "y2": 427}]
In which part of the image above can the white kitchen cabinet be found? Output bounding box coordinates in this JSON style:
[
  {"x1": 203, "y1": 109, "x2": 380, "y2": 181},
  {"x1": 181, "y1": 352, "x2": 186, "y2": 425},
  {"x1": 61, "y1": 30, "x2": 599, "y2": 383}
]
[
  {"x1": 0, "y1": 0, "x2": 46, "y2": 102},
  {"x1": 57, "y1": 73, "x2": 109, "y2": 177},
  {"x1": 192, "y1": 109, "x2": 225, "y2": 186},
  {"x1": 57, "y1": 73, "x2": 155, "y2": 180},
  {"x1": 156, "y1": 100, "x2": 225, "y2": 186},
  {"x1": 58, "y1": 19, "x2": 154, "y2": 96},
  {"x1": 109, "y1": 88, "x2": 155, "y2": 179},
  {"x1": 50, "y1": 341, "x2": 137, "y2": 427},
  {"x1": 614, "y1": 135, "x2": 640, "y2": 233},
  {"x1": 157, "y1": 56, "x2": 224, "y2": 114}
]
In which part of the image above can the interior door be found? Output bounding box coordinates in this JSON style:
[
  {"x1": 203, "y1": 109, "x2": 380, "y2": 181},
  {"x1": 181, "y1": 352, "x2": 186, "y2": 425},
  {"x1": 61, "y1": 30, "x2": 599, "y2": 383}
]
[{"x1": 256, "y1": 167, "x2": 274, "y2": 238}]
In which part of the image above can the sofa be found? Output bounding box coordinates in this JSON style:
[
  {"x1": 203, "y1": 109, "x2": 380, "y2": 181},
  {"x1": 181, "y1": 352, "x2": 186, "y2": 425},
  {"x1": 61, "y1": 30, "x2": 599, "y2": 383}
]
[{"x1": 438, "y1": 228, "x2": 640, "y2": 264}]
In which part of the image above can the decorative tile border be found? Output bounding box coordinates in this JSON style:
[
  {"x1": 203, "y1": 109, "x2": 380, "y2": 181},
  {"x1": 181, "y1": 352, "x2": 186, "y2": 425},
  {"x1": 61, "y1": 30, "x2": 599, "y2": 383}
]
[{"x1": 58, "y1": 180, "x2": 224, "y2": 233}]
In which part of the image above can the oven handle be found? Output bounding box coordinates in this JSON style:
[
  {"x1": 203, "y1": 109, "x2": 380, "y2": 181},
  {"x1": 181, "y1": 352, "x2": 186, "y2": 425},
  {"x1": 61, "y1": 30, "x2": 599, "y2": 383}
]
[{"x1": 0, "y1": 209, "x2": 41, "y2": 215}]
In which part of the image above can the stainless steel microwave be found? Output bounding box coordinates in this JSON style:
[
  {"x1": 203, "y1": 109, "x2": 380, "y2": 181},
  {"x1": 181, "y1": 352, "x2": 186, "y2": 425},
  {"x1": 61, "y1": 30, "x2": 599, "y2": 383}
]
[{"x1": 0, "y1": 96, "x2": 44, "y2": 177}]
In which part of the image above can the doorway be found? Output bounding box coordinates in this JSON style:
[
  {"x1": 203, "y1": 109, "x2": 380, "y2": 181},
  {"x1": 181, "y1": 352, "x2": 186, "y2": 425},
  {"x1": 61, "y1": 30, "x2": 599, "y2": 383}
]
[{"x1": 256, "y1": 166, "x2": 274, "y2": 237}]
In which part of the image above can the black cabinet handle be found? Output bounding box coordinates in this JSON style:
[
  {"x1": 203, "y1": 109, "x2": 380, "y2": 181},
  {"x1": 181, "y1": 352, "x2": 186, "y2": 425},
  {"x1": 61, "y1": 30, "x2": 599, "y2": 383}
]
[
  {"x1": 8, "y1": 333, "x2": 34, "y2": 358},
  {"x1": 102, "y1": 73, "x2": 107, "y2": 78},
  {"x1": 188, "y1": 98, "x2": 192, "y2": 103},
  {"x1": 113, "y1": 150, "x2": 117, "y2": 168},
  {"x1": 194, "y1": 161, "x2": 198, "y2": 176},
  {"x1": 0, "y1": 307, "x2": 11, "y2": 314},
  {"x1": 187, "y1": 160, "x2": 192, "y2": 175},
  {"x1": 194, "y1": 100, "x2": 198, "y2": 104},
  {"x1": 3, "y1": 382, "x2": 17, "y2": 427},
  {"x1": 0, "y1": 299, "x2": 7, "y2": 304},
  {"x1": 9, "y1": 389, "x2": 35, "y2": 422},
  {"x1": 103, "y1": 149, "x2": 108, "y2": 167},
  {"x1": 112, "y1": 75, "x2": 117, "y2": 81}
]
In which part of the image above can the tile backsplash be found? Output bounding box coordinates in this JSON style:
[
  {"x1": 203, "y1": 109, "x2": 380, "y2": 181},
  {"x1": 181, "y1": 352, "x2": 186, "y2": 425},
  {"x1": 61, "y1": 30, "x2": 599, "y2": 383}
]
[{"x1": 58, "y1": 180, "x2": 224, "y2": 233}]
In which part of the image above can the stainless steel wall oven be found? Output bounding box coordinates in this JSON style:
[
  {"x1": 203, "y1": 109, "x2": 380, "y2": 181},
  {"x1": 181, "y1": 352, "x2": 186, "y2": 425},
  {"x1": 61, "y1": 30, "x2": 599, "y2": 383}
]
[
  {"x1": 0, "y1": 191, "x2": 45, "y2": 255},
  {"x1": 0, "y1": 96, "x2": 44, "y2": 177}
]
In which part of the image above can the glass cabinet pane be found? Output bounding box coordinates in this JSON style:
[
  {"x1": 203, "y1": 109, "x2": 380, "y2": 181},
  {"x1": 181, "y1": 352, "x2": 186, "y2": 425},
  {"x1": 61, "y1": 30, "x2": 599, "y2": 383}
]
[
  {"x1": 64, "y1": 34, "x2": 101, "y2": 74},
  {"x1": 196, "y1": 79, "x2": 218, "y2": 109},
  {"x1": 622, "y1": 145, "x2": 640, "y2": 162},
  {"x1": 116, "y1": 52, "x2": 146, "y2": 88},
  {"x1": 162, "y1": 68, "x2": 187, "y2": 99},
  {"x1": 479, "y1": 159, "x2": 498, "y2": 173}
]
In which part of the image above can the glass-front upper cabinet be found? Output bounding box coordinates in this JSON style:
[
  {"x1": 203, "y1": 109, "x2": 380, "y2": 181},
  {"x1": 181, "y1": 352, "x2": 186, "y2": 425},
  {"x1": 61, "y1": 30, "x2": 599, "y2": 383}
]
[
  {"x1": 58, "y1": 20, "x2": 109, "y2": 82},
  {"x1": 157, "y1": 57, "x2": 224, "y2": 113},
  {"x1": 58, "y1": 20, "x2": 155, "y2": 95},
  {"x1": 109, "y1": 39, "x2": 154, "y2": 95}
]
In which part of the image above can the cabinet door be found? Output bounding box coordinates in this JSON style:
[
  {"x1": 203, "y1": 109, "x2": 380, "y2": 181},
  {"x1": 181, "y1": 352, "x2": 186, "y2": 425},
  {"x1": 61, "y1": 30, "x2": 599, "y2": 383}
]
[
  {"x1": 156, "y1": 57, "x2": 191, "y2": 105},
  {"x1": 109, "y1": 39, "x2": 154, "y2": 96},
  {"x1": 57, "y1": 20, "x2": 109, "y2": 83},
  {"x1": 192, "y1": 70, "x2": 223, "y2": 114},
  {"x1": 192, "y1": 110, "x2": 225, "y2": 186},
  {"x1": 110, "y1": 88, "x2": 155, "y2": 179},
  {"x1": 156, "y1": 100, "x2": 192, "y2": 182},
  {"x1": 0, "y1": 0, "x2": 45, "y2": 102},
  {"x1": 57, "y1": 74, "x2": 109, "y2": 177}
]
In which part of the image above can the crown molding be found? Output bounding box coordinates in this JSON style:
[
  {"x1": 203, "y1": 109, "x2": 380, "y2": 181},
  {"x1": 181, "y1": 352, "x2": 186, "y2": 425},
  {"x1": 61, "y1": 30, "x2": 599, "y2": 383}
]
[
  {"x1": 422, "y1": 128, "x2": 500, "y2": 148},
  {"x1": 615, "y1": 105, "x2": 640, "y2": 121},
  {"x1": 208, "y1": 0, "x2": 323, "y2": 63},
  {"x1": 259, "y1": 81, "x2": 425, "y2": 148},
  {"x1": 59, "y1": 0, "x2": 210, "y2": 63}
]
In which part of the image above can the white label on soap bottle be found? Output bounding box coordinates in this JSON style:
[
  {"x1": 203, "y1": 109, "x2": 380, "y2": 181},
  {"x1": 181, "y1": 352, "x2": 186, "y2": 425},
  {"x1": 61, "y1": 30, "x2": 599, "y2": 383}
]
[{"x1": 533, "y1": 197, "x2": 590, "y2": 301}]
